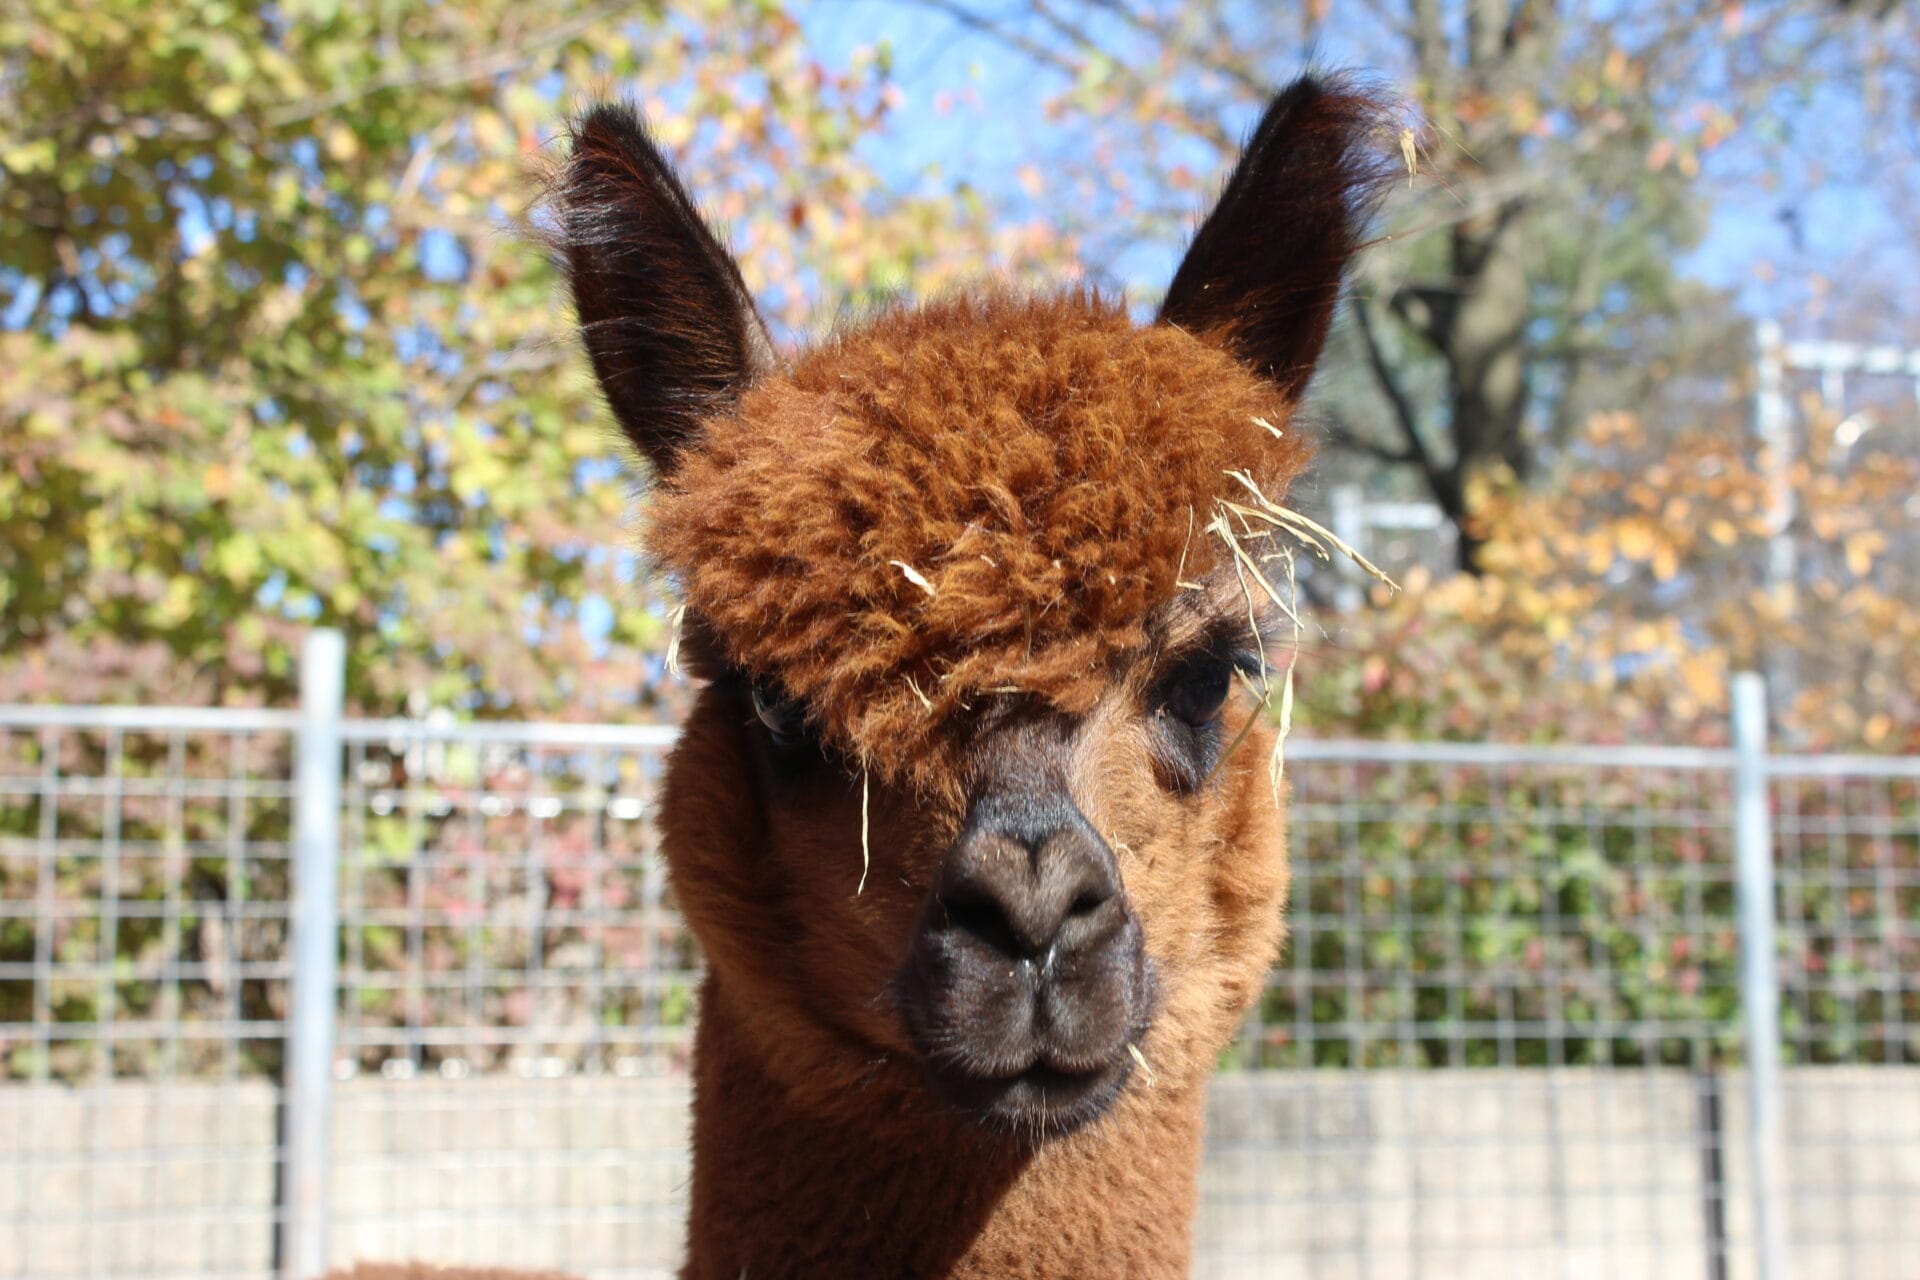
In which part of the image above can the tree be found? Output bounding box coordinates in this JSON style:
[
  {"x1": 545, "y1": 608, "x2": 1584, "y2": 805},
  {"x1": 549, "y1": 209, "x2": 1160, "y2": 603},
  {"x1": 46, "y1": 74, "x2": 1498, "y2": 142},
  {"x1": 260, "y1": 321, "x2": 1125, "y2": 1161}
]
[
  {"x1": 0, "y1": 0, "x2": 1075, "y2": 714},
  {"x1": 911, "y1": 0, "x2": 1906, "y2": 570},
  {"x1": 1297, "y1": 407, "x2": 1920, "y2": 753}
]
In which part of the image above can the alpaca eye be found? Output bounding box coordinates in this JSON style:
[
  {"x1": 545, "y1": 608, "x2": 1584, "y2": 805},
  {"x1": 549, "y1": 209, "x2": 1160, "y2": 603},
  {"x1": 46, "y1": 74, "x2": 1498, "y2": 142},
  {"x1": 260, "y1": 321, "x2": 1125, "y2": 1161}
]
[
  {"x1": 1146, "y1": 650, "x2": 1244, "y2": 794},
  {"x1": 1162, "y1": 656, "x2": 1233, "y2": 727},
  {"x1": 750, "y1": 683, "x2": 808, "y2": 744}
]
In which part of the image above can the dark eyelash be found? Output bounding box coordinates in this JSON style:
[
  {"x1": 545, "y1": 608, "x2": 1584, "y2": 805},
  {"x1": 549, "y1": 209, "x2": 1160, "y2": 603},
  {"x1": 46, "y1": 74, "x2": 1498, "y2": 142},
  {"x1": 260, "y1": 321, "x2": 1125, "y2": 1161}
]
[
  {"x1": 1184, "y1": 623, "x2": 1267, "y2": 678},
  {"x1": 1227, "y1": 647, "x2": 1263, "y2": 678}
]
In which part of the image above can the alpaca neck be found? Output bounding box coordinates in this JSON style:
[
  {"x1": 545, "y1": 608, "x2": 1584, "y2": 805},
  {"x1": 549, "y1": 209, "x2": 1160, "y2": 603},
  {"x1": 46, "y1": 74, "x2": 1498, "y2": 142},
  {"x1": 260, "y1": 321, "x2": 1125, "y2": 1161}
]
[{"x1": 680, "y1": 979, "x2": 1207, "y2": 1280}]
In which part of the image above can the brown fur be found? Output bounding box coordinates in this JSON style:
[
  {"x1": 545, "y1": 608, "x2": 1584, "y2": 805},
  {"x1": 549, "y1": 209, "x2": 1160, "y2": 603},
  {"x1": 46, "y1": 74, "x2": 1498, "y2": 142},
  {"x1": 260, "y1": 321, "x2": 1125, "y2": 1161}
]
[
  {"x1": 330, "y1": 71, "x2": 1392, "y2": 1280},
  {"x1": 663, "y1": 646, "x2": 1288, "y2": 1276},
  {"x1": 650, "y1": 289, "x2": 1310, "y2": 789},
  {"x1": 610, "y1": 72, "x2": 1390, "y2": 1280}
]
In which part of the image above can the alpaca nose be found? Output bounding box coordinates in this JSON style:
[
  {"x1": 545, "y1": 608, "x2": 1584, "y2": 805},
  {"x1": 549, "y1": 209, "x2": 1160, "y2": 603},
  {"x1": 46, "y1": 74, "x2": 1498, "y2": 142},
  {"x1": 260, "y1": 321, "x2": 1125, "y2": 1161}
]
[{"x1": 935, "y1": 794, "x2": 1123, "y2": 963}]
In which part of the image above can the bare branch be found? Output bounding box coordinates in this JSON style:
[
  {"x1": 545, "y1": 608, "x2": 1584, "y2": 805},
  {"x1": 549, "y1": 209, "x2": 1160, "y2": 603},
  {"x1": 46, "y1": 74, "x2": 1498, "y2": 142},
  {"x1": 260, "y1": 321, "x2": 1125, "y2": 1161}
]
[
  {"x1": 1353, "y1": 295, "x2": 1442, "y2": 481},
  {"x1": 1321, "y1": 412, "x2": 1418, "y2": 466},
  {"x1": 262, "y1": 1, "x2": 633, "y2": 128},
  {"x1": 1077, "y1": 0, "x2": 1273, "y2": 98},
  {"x1": 21, "y1": 2, "x2": 632, "y2": 144},
  {"x1": 905, "y1": 0, "x2": 1093, "y2": 82},
  {"x1": 906, "y1": 1, "x2": 1237, "y2": 150}
]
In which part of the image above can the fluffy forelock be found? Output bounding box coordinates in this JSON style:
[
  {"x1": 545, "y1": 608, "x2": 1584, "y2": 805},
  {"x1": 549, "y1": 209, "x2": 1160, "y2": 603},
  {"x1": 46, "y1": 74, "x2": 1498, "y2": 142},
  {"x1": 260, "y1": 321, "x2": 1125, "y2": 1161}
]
[{"x1": 647, "y1": 289, "x2": 1311, "y2": 787}]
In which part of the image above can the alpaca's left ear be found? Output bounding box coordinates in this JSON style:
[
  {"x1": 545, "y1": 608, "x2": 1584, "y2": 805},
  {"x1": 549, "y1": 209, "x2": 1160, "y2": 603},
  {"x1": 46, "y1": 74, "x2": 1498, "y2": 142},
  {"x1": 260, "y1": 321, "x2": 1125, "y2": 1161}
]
[{"x1": 1158, "y1": 74, "x2": 1397, "y2": 404}]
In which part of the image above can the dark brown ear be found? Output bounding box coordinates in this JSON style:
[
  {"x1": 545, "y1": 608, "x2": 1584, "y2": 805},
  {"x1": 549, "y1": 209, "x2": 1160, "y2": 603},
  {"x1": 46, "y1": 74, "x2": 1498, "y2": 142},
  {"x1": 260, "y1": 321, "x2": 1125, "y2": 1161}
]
[
  {"x1": 553, "y1": 103, "x2": 774, "y2": 476},
  {"x1": 1158, "y1": 74, "x2": 1396, "y2": 403}
]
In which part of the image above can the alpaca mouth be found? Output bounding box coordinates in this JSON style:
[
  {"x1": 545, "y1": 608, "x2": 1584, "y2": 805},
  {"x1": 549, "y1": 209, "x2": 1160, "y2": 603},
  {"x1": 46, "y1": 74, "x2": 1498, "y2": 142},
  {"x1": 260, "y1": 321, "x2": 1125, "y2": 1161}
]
[
  {"x1": 898, "y1": 945, "x2": 1159, "y2": 1140},
  {"x1": 924, "y1": 1052, "x2": 1137, "y2": 1139}
]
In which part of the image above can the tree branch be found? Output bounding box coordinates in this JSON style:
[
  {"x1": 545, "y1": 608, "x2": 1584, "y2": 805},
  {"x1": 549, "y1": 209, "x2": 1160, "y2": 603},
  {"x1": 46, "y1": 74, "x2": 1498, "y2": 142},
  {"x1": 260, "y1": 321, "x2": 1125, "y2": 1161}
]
[
  {"x1": 261, "y1": 1, "x2": 634, "y2": 129},
  {"x1": 1321, "y1": 411, "x2": 1418, "y2": 465},
  {"x1": 1353, "y1": 296, "x2": 1442, "y2": 482},
  {"x1": 1076, "y1": 0, "x2": 1273, "y2": 98},
  {"x1": 21, "y1": 1, "x2": 633, "y2": 144},
  {"x1": 906, "y1": 1, "x2": 1236, "y2": 150},
  {"x1": 906, "y1": 0, "x2": 1094, "y2": 82}
]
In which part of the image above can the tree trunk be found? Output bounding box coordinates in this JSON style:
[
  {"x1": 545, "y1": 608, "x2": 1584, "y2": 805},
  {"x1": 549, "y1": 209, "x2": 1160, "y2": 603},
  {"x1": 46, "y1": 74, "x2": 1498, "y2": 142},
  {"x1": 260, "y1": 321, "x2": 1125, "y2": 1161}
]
[{"x1": 1440, "y1": 209, "x2": 1533, "y2": 571}]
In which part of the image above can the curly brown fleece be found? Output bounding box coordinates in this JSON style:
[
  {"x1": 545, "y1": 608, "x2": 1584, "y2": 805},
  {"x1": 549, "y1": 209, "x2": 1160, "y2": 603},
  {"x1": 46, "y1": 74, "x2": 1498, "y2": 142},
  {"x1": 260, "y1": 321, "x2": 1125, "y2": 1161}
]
[{"x1": 649, "y1": 289, "x2": 1311, "y2": 788}]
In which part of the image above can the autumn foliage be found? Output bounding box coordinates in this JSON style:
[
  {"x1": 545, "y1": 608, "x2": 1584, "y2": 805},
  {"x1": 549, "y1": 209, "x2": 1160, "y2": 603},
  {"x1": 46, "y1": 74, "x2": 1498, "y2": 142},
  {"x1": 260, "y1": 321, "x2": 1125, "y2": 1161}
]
[
  {"x1": 0, "y1": 0, "x2": 1076, "y2": 716},
  {"x1": 1302, "y1": 406, "x2": 1920, "y2": 753}
]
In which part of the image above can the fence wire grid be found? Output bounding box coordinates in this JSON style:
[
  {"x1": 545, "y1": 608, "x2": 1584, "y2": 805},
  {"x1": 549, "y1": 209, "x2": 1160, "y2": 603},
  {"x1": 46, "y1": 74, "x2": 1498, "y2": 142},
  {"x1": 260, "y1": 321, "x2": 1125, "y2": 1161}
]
[{"x1": 2, "y1": 639, "x2": 1916, "y2": 1280}]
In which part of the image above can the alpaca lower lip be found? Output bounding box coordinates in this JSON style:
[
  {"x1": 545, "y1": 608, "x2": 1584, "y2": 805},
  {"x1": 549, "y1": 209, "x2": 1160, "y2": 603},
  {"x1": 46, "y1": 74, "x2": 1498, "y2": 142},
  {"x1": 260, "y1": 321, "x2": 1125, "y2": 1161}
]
[{"x1": 927, "y1": 1055, "x2": 1133, "y2": 1137}]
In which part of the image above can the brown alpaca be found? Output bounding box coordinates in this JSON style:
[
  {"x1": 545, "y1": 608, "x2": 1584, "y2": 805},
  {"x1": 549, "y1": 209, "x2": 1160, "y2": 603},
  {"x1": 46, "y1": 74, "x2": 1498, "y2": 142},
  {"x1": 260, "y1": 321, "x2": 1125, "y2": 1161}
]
[
  {"x1": 327, "y1": 74, "x2": 1392, "y2": 1280},
  {"x1": 554, "y1": 74, "x2": 1391, "y2": 1280}
]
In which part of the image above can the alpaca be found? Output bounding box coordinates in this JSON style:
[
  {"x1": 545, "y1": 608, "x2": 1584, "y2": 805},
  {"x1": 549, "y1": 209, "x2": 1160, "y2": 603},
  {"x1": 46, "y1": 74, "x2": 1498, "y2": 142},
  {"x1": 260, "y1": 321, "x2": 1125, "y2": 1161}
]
[
  {"x1": 328, "y1": 73, "x2": 1391, "y2": 1280},
  {"x1": 540, "y1": 73, "x2": 1395, "y2": 1279}
]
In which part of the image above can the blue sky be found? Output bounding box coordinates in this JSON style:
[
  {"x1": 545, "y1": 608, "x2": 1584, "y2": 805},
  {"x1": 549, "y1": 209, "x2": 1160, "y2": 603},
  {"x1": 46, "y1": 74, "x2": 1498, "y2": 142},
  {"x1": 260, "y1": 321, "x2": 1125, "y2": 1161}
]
[{"x1": 800, "y1": 1, "x2": 1914, "y2": 327}]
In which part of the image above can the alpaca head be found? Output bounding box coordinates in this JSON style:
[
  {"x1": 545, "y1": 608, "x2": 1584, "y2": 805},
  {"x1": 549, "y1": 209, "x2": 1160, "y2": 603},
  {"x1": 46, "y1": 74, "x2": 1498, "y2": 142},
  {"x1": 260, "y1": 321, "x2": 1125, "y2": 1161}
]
[{"x1": 554, "y1": 77, "x2": 1393, "y2": 1140}]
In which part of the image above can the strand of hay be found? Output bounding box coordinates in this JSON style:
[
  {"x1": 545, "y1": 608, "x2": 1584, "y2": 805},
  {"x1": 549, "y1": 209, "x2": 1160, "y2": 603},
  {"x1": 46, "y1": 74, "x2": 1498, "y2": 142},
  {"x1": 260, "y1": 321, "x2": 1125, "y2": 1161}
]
[
  {"x1": 890, "y1": 559, "x2": 939, "y2": 598},
  {"x1": 1209, "y1": 511, "x2": 1303, "y2": 634},
  {"x1": 1271, "y1": 635, "x2": 1297, "y2": 803},
  {"x1": 857, "y1": 768, "x2": 871, "y2": 895},
  {"x1": 1223, "y1": 469, "x2": 1396, "y2": 587},
  {"x1": 1127, "y1": 1042, "x2": 1158, "y2": 1087},
  {"x1": 665, "y1": 603, "x2": 687, "y2": 674},
  {"x1": 1204, "y1": 467, "x2": 1395, "y2": 802},
  {"x1": 904, "y1": 673, "x2": 934, "y2": 711},
  {"x1": 1174, "y1": 504, "x2": 1202, "y2": 590},
  {"x1": 1199, "y1": 668, "x2": 1270, "y2": 791}
]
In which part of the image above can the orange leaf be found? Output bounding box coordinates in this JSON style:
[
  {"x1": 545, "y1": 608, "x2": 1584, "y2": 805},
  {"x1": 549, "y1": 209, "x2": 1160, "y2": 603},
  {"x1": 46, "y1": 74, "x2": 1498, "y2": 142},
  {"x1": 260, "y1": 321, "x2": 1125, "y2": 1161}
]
[{"x1": 1615, "y1": 520, "x2": 1655, "y2": 562}]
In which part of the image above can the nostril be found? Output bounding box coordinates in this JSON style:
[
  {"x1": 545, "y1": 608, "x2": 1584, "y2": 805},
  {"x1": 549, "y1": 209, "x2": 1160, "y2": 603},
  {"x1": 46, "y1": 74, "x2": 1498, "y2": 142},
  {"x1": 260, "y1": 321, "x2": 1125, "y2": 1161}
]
[
  {"x1": 943, "y1": 893, "x2": 994, "y2": 933},
  {"x1": 941, "y1": 889, "x2": 1028, "y2": 958}
]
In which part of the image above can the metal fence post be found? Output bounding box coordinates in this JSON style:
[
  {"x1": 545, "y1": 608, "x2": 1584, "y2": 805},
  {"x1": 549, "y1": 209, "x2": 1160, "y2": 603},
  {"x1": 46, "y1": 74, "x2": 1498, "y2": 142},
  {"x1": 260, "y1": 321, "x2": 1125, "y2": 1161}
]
[
  {"x1": 1752, "y1": 323, "x2": 1799, "y2": 710},
  {"x1": 1330, "y1": 484, "x2": 1367, "y2": 613},
  {"x1": 1731, "y1": 672, "x2": 1789, "y2": 1280},
  {"x1": 284, "y1": 629, "x2": 345, "y2": 1279}
]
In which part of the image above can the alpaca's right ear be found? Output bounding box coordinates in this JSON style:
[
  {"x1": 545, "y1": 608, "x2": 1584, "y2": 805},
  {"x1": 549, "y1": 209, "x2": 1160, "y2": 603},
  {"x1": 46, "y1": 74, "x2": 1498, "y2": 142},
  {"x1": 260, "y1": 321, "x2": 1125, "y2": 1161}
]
[
  {"x1": 553, "y1": 104, "x2": 774, "y2": 476},
  {"x1": 1158, "y1": 75, "x2": 1397, "y2": 405}
]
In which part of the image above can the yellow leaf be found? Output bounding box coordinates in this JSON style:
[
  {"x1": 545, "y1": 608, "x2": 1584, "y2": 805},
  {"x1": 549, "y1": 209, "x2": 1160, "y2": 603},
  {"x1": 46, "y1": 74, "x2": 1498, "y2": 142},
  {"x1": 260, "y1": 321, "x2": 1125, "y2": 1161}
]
[
  {"x1": 472, "y1": 111, "x2": 506, "y2": 153},
  {"x1": 1844, "y1": 532, "x2": 1884, "y2": 576},
  {"x1": 207, "y1": 85, "x2": 246, "y2": 118},
  {"x1": 656, "y1": 114, "x2": 696, "y2": 149},
  {"x1": 1615, "y1": 520, "x2": 1654, "y2": 562},
  {"x1": 1680, "y1": 653, "x2": 1720, "y2": 704},
  {"x1": 325, "y1": 124, "x2": 360, "y2": 162}
]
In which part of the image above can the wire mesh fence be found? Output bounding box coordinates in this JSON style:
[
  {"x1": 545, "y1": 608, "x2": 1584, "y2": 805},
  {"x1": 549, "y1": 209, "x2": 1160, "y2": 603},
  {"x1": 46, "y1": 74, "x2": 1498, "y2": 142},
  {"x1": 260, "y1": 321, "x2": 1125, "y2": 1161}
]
[
  {"x1": 2, "y1": 636, "x2": 1915, "y2": 1280},
  {"x1": 0, "y1": 710, "x2": 299, "y2": 1277}
]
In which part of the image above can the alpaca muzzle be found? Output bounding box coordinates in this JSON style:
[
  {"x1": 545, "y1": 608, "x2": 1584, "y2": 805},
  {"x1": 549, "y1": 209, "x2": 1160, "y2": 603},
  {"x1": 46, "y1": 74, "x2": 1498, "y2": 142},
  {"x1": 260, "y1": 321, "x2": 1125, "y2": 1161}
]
[{"x1": 896, "y1": 773, "x2": 1155, "y2": 1138}]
